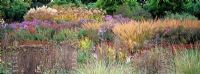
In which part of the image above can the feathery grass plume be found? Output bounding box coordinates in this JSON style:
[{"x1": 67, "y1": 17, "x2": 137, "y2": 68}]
[
  {"x1": 24, "y1": 6, "x2": 57, "y2": 21},
  {"x1": 112, "y1": 20, "x2": 156, "y2": 52},
  {"x1": 53, "y1": 6, "x2": 105, "y2": 22}
]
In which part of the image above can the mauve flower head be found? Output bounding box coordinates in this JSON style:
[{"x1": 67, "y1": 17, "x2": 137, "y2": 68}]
[
  {"x1": 104, "y1": 15, "x2": 113, "y2": 21},
  {"x1": 19, "y1": 21, "x2": 31, "y2": 29},
  {"x1": 9, "y1": 23, "x2": 19, "y2": 29},
  {"x1": 43, "y1": 20, "x2": 52, "y2": 26},
  {"x1": 19, "y1": 20, "x2": 43, "y2": 29},
  {"x1": 31, "y1": 19, "x2": 41, "y2": 26},
  {"x1": 113, "y1": 14, "x2": 130, "y2": 23}
]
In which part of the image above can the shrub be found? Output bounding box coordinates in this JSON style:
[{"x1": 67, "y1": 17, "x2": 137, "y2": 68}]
[
  {"x1": 0, "y1": 0, "x2": 30, "y2": 22},
  {"x1": 143, "y1": 0, "x2": 186, "y2": 17},
  {"x1": 24, "y1": 6, "x2": 57, "y2": 21},
  {"x1": 31, "y1": 1, "x2": 46, "y2": 8},
  {"x1": 175, "y1": 49, "x2": 200, "y2": 74},
  {"x1": 86, "y1": 2, "x2": 97, "y2": 9},
  {"x1": 95, "y1": 0, "x2": 124, "y2": 14},
  {"x1": 115, "y1": 4, "x2": 152, "y2": 20},
  {"x1": 48, "y1": 0, "x2": 83, "y2": 6},
  {"x1": 48, "y1": 0, "x2": 70, "y2": 6},
  {"x1": 183, "y1": 0, "x2": 200, "y2": 18},
  {"x1": 165, "y1": 13, "x2": 197, "y2": 20}
]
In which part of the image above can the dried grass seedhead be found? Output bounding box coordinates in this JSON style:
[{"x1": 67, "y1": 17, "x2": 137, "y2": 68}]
[
  {"x1": 53, "y1": 6, "x2": 105, "y2": 22},
  {"x1": 24, "y1": 6, "x2": 57, "y2": 21}
]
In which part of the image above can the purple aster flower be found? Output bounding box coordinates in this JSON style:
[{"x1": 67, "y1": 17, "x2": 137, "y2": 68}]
[
  {"x1": 31, "y1": 19, "x2": 41, "y2": 26},
  {"x1": 40, "y1": 20, "x2": 53, "y2": 27},
  {"x1": 9, "y1": 23, "x2": 18, "y2": 29},
  {"x1": 113, "y1": 14, "x2": 130, "y2": 23},
  {"x1": 104, "y1": 15, "x2": 113, "y2": 21},
  {"x1": 23, "y1": 24, "x2": 29, "y2": 29}
]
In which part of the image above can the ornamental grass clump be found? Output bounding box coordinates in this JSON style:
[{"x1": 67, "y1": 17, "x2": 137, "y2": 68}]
[
  {"x1": 152, "y1": 20, "x2": 200, "y2": 44},
  {"x1": 175, "y1": 49, "x2": 200, "y2": 74},
  {"x1": 74, "y1": 60, "x2": 137, "y2": 74},
  {"x1": 112, "y1": 21, "x2": 157, "y2": 52},
  {"x1": 53, "y1": 6, "x2": 105, "y2": 22},
  {"x1": 156, "y1": 19, "x2": 200, "y2": 29},
  {"x1": 24, "y1": 6, "x2": 57, "y2": 21}
]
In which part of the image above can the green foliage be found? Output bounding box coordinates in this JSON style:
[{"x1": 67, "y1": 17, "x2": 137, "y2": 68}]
[
  {"x1": 165, "y1": 12, "x2": 197, "y2": 20},
  {"x1": 0, "y1": 63, "x2": 11, "y2": 74},
  {"x1": 77, "y1": 37, "x2": 93, "y2": 64},
  {"x1": 15, "y1": 27, "x2": 55, "y2": 41},
  {"x1": 48, "y1": 0, "x2": 83, "y2": 6},
  {"x1": 95, "y1": 0, "x2": 123, "y2": 14},
  {"x1": 85, "y1": 2, "x2": 97, "y2": 9},
  {"x1": 78, "y1": 29, "x2": 99, "y2": 44},
  {"x1": 0, "y1": 24, "x2": 13, "y2": 40},
  {"x1": 74, "y1": 60, "x2": 137, "y2": 74},
  {"x1": 115, "y1": 3, "x2": 152, "y2": 20},
  {"x1": 0, "y1": 50, "x2": 11, "y2": 74},
  {"x1": 103, "y1": 31, "x2": 114, "y2": 41},
  {"x1": 77, "y1": 50, "x2": 92, "y2": 64},
  {"x1": 43, "y1": 68, "x2": 70, "y2": 74},
  {"x1": 79, "y1": 38, "x2": 93, "y2": 51},
  {"x1": 183, "y1": 0, "x2": 200, "y2": 18},
  {"x1": 31, "y1": 1, "x2": 45, "y2": 8},
  {"x1": 15, "y1": 27, "x2": 79, "y2": 42},
  {"x1": 48, "y1": 0, "x2": 71, "y2": 6},
  {"x1": 78, "y1": 29, "x2": 87, "y2": 38},
  {"x1": 0, "y1": 0, "x2": 30, "y2": 21},
  {"x1": 175, "y1": 49, "x2": 200, "y2": 74},
  {"x1": 53, "y1": 29, "x2": 78, "y2": 42},
  {"x1": 143, "y1": 0, "x2": 186, "y2": 17}
]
